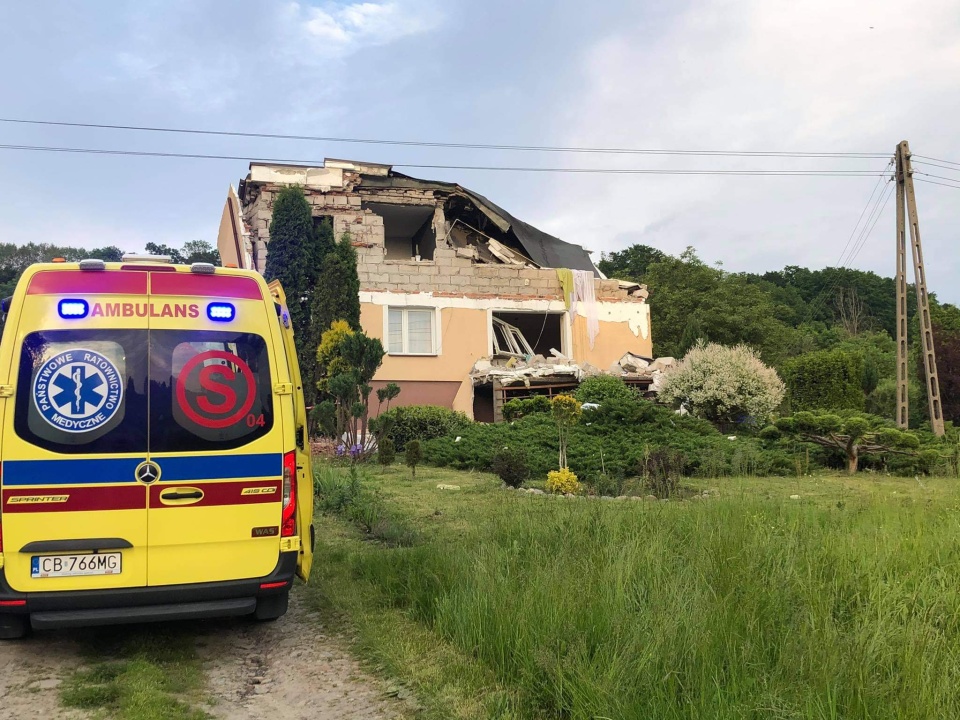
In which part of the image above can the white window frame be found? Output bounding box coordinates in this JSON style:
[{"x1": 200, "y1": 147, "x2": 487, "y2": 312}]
[{"x1": 384, "y1": 306, "x2": 441, "y2": 356}]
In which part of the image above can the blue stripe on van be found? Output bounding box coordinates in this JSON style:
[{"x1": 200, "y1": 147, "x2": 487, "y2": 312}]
[
  {"x1": 2, "y1": 453, "x2": 282, "y2": 486},
  {"x1": 2, "y1": 458, "x2": 142, "y2": 486},
  {"x1": 155, "y1": 453, "x2": 281, "y2": 482}
]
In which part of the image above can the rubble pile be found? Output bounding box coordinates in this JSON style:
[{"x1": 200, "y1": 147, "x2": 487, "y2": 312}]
[{"x1": 470, "y1": 350, "x2": 675, "y2": 391}]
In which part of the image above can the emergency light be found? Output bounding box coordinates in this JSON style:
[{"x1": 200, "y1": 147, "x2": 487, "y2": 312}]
[
  {"x1": 58, "y1": 299, "x2": 89, "y2": 319},
  {"x1": 207, "y1": 302, "x2": 235, "y2": 322}
]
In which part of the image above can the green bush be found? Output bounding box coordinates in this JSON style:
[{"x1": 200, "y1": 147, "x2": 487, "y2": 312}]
[
  {"x1": 785, "y1": 348, "x2": 865, "y2": 412},
  {"x1": 502, "y1": 396, "x2": 552, "y2": 421},
  {"x1": 377, "y1": 437, "x2": 396, "y2": 466},
  {"x1": 379, "y1": 405, "x2": 471, "y2": 450},
  {"x1": 405, "y1": 440, "x2": 423, "y2": 477},
  {"x1": 490, "y1": 446, "x2": 530, "y2": 488},
  {"x1": 574, "y1": 375, "x2": 637, "y2": 405},
  {"x1": 422, "y1": 397, "x2": 795, "y2": 482}
]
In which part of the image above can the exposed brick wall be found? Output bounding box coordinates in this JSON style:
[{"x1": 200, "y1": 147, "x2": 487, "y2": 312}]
[{"x1": 241, "y1": 179, "x2": 642, "y2": 303}]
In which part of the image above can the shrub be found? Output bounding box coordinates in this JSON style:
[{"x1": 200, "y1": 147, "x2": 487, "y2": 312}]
[
  {"x1": 546, "y1": 468, "x2": 581, "y2": 494},
  {"x1": 575, "y1": 375, "x2": 637, "y2": 405},
  {"x1": 502, "y1": 396, "x2": 551, "y2": 421},
  {"x1": 784, "y1": 348, "x2": 865, "y2": 412},
  {"x1": 380, "y1": 405, "x2": 471, "y2": 450},
  {"x1": 491, "y1": 446, "x2": 530, "y2": 488},
  {"x1": 377, "y1": 437, "x2": 396, "y2": 466},
  {"x1": 658, "y1": 341, "x2": 785, "y2": 426},
  {"x1": 405, "y1": 440, "x2": 423, "y2": 477},
  {"x1": 641, "y1": 448, "x2": 685, "y2": 498}
]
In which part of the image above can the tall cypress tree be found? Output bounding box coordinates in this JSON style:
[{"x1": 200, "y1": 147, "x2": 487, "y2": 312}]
[
  {"x1": 310, "y1": 232, "x2": 361, "y2": 339},
  {"x1": 264, "y1": 186, "x2": 323, "y2": 403}
]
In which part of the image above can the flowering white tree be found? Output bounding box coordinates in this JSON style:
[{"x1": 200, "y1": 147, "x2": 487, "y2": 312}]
[{"x1": 658, "y1": 341, "x2": 785, "y2": 426}]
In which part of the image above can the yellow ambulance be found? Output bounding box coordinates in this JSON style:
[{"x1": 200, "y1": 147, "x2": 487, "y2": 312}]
[{"x1": 0, "y1": 256, "x2": 313, "y2": 639}]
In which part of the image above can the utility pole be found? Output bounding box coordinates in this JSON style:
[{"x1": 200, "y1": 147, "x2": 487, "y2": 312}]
[
  {"x1": 895, "y1": 147, "x2": 909, "y2": 429},
  {"x1": 895, "y1": 140, "x2": 944, "y2": 436}
]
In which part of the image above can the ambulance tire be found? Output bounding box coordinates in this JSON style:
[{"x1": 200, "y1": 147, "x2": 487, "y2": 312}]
[
  {"x1": 254, "y1": 592, "x2": 289, "y2": 622},
  {"x1": 0, "y1": 613, "x2": 29, "y2": 640}
]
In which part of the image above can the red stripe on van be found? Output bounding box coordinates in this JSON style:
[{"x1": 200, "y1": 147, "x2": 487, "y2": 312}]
[
  {"x1": 150, "y1": 273, "x2": 262, "y2": 300},
  {"x1": 27, "y1": 271, "x2": 148, "y2": 295},
  {"x1": 150, "y1": 480, "x2": 280, "y2": 508},
  {"x1": 2, "y1": 486, "x2": 146, "y2": 513}
]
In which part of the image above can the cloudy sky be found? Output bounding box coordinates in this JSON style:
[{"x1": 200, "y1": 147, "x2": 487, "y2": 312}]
[{"x1": 1, "y1": 1, "x2": 959, "y2": 300}]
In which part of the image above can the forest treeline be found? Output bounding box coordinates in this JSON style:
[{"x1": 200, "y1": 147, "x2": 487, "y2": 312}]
[{"x1": 598, "y1": 244, "x2": 960, "y2": 427}]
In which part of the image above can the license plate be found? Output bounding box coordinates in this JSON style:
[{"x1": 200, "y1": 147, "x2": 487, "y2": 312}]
[{"x1": 31, "y1": 552, "x2": 122, "y2": 578}]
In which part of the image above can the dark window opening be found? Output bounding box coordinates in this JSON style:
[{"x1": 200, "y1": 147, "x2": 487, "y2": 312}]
[
  {"x1": 492, "y1": 311, "x2": 563, "y2": 357},
  {"x1": 362, "y1": 202, "x2": 436, "y2": 260}
]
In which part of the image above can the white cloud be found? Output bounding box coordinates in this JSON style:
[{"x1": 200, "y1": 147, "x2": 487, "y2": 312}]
[
  {"x1": 291, "y1": 1, "x2": 444, "y2": 59},
  {"x1": 102, "y1": 1, "x2": 444, "y2": 112}
]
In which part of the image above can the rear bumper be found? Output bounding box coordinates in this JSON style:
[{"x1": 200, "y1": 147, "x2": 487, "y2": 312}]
[{"x1": 0, "y1": 551, "x2": 296, "y2": 629}]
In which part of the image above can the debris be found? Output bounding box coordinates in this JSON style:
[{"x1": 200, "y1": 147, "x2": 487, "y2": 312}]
[
  {"x1": 437, "y1": 484, "x2": 461, "y2": 490},
  {"x1": 649, "y1": 357, "x2": 676, "y2": 373},
  {"x1": 618, "y1": 352, "x2": 651, "y2": 373}
]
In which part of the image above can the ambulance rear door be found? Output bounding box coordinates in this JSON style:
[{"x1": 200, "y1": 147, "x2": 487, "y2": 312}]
[
  {"x1": 144, "y1": 271, "x2": 290, "y2": 587},
  {"x1": 0, "y1": 267, "x2": 150, "y2": 593}
]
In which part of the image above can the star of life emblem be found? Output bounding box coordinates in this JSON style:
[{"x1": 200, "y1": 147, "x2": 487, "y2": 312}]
[{"x1": 33, "y1": 348, "x2": 123, "y2": 433}]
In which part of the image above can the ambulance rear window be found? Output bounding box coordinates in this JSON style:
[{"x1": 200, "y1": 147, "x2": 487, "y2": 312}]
[
  {"x1": 149, "y1": 330, "x2": 274, "y2": 452},
  {"x1": 14, "y1": 330, "x2": 148, "y2": 453},
  {"x1": 13, "y1": 329, "x2": 273, "y2": 454}
]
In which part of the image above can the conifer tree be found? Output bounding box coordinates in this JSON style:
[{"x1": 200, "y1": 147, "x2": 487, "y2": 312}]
[
  {"x1": 311, "y1": 232, "x2": 361, "y2": 334},
  {"x1": 264, "y1": 187, "x2": 315, "y2": 333}
]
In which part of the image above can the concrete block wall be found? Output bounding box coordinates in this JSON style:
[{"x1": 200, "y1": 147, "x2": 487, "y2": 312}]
[{"x1": 242, "y1": 181, "x2": 640, "y2": 304}]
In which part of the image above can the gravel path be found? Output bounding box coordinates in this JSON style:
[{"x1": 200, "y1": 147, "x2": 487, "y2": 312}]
[{"x1": 0, "y1": 588, "x2": 406, "y2": 720}]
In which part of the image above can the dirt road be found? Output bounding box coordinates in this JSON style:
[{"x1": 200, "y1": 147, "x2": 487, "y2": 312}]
[{"x1": 0, "y1": 589, "x2": 407, "y2": 720}]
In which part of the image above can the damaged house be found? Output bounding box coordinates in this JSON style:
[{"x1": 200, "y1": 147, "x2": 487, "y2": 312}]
[{"x1": 222, "y1": 159, "x2": 654, "y2": 421}]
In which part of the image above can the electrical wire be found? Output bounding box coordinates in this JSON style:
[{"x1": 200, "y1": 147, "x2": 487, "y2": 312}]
[
  {"x1": 0, "y1": 143, "x2": 892, "y2": 175},
  {"x1": 913, "y1": 154, "x2": 960, "y2": 168},
  {"x1": 0, "y1": 117, "x2": 893, "y2": 159},
  {"x1": 915, "y1": 177, "x2": 960, "y2": 190},
  {"x1": 911, "y1": 159, "x2": 960, "y2": 173},
  {"x1": 801, "y1": 168, "x2": 895, "y2": 322}
]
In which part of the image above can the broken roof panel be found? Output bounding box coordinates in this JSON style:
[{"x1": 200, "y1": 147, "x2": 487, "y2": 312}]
[{"x1": 359, "y1": 170, "x2": 598, "y2": 274}]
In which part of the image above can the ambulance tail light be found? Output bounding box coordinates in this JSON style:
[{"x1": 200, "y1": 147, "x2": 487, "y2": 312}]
[{"x1": 281, "y1": 450, "x2": 297, "y2": 537}]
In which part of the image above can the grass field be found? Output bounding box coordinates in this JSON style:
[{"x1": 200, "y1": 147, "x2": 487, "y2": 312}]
[{"x1": 308, "y1": 463, "x2": 960, "y2": 720}]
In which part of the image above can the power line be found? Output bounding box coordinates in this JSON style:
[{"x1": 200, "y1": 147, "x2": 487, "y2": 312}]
[
  {"x1": 0, "y1": 143, "x2": 891, "y2": 175},
  {"x1": 913, "y1": 154, "x2": 960, "y2": 168},
  {"x1": 915, "y1": 177, "x2": 960, "y2": 190},
  {"x1": 802, "y1": 168, "x2": 895, "y2": 322},
  {"x1": 911, "y1": 159, "x2": 960, "y2": 173},
  {"x1": 0, "y1": 117, "x2": 895, "y2": 159},
  {"x1": 806, "y1": 183, "x2": 894, "y2": 321}
]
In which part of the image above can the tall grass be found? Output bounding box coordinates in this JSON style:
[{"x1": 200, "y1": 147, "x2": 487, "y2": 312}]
[{"x1": 349, "y1": 493, "x2": 960, "y2": 718}]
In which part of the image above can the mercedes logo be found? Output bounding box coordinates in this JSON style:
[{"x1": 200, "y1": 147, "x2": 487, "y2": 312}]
[{"x1": 135, "y1": 461, "x2": 161, "y2": 484}]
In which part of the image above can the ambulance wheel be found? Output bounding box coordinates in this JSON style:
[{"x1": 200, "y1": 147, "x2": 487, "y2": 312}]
[
  {"x1": 254, "y1": 592, "x2": 289, "y2": 622},
  {"x1": 0, "y1": 614, "x2": 30, "y2": 640}
]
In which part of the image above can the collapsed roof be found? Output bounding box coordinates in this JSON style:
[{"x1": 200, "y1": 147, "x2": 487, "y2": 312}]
[{"x1": 338, "y1": 169, "x2": 598, "y2": 274}]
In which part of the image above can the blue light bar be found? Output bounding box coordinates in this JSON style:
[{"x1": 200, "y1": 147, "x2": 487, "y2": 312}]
[
  {"x1": 58, "y1": 299, "x2": 89, "y2": 319},
  {"x1": 207, "y1": 302, "x2": 235, "y2": 322}
]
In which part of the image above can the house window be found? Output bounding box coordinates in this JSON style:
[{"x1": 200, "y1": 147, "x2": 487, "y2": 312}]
[{"x1": 387, "y1": 308, "x2": 437, "y2": 355}]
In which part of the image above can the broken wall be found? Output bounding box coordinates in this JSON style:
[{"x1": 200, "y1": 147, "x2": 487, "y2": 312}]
[{"x1": 240, "y1": 163, "x2": 653, "y2": 419}]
